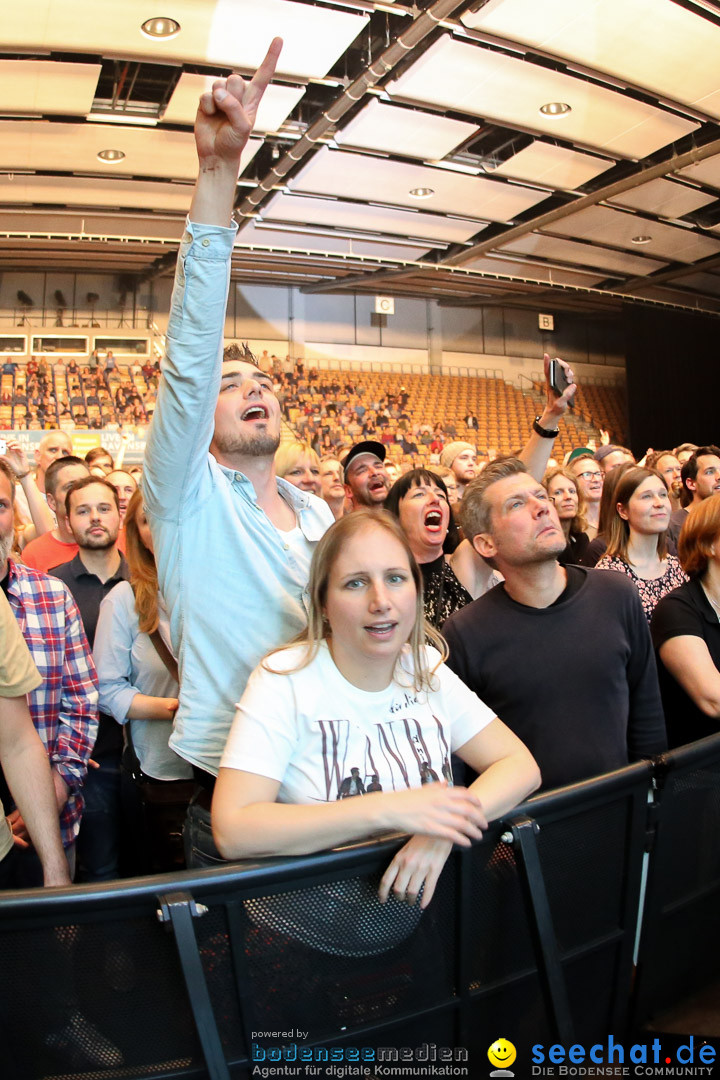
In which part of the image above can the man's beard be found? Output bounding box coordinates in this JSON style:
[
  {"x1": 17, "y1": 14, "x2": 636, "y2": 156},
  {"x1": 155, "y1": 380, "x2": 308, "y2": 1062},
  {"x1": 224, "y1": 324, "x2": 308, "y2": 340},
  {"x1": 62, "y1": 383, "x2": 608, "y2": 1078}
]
[{"x1": 213, "y1": 429, "x2": 281, "y2": 459}]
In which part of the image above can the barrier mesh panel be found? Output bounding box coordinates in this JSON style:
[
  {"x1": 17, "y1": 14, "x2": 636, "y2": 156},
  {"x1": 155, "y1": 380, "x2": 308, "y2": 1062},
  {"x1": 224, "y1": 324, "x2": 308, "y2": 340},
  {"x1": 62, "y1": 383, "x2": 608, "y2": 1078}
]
[
  {"x1": 466, "y1": 839, "x2": 535, "y2": 986},
  {"x1": 237, "y1": 866, "x2": 457, "y2": 1040},
  {"x1": 0, "y1": 913, "x2": 203, "y2": 1080},
  {"x1": 538, "y1": 799, "x2": 629, "y2": 952}
]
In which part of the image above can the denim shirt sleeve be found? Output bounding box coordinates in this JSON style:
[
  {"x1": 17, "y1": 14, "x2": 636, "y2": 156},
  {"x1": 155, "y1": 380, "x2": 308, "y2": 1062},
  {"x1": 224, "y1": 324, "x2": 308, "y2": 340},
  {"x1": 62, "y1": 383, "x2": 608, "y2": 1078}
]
[{"x1": 144, "y1": 218, "x2": 238, "y2": 523}]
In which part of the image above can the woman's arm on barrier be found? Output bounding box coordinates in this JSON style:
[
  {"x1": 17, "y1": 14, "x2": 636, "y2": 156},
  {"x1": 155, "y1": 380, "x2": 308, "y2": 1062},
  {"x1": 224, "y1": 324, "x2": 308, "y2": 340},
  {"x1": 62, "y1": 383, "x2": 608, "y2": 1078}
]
[
  {"x1": 378, "y1": 718, "x2": 540, "y2": 909},
  {"x1": 659, "y1": 635, "x2": 720, "y2": 718},
  {"x1": 212, "y1": 770, "x2": 487, "y2": 860}
]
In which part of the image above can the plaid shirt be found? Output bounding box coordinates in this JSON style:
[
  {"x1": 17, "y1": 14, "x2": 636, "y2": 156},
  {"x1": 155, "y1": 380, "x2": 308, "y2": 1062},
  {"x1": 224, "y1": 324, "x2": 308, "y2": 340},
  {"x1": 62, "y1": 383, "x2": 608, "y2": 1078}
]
[{"x1": 6, "y1": 560, "x2": 98, "y2": 848}]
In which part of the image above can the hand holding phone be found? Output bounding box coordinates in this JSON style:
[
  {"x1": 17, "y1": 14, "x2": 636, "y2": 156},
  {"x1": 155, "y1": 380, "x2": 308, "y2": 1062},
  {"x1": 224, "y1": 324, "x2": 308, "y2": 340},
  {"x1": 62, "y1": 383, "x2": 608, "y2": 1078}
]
[{"x1": 548, "y1": 359, "x2": 574, "y2": 409}]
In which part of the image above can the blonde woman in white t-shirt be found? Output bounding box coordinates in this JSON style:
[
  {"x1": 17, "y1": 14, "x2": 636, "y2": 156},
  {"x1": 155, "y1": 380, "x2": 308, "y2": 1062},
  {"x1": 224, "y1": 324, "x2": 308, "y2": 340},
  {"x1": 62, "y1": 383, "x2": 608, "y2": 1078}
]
[{"x1": 214, "y1": 509, "x2": 539, "y2": 910}]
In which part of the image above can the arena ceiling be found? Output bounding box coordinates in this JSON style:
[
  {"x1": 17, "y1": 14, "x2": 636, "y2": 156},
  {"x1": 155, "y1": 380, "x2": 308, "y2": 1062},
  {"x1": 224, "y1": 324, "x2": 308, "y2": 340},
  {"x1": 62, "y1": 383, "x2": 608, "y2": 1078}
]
[{"x1": 5, "y1": 0, "x2": 720, "y2": 316}]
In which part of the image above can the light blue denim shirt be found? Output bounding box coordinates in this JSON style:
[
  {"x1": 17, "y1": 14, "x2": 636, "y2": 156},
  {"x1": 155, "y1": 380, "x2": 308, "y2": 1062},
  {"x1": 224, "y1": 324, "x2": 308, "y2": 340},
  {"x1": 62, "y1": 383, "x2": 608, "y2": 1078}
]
[{"x1": 143, "y1": 220, "x2": 334, "y2": 775}]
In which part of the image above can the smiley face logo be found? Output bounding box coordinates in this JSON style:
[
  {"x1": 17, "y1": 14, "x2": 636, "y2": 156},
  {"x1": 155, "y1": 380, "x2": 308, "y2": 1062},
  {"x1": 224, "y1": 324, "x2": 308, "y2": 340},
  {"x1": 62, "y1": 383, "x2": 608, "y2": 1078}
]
[{"x1": 488, "y1": 1038, "x2": 517, "y2": 1070}]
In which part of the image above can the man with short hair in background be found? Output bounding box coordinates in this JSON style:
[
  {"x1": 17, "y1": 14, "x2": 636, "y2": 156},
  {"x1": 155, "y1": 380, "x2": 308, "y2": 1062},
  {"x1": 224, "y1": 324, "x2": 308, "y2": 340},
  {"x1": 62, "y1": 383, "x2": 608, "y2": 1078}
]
[
  {"x1": 51, "y1": 476, "x2": 128, "y2": 881},
  {"x1": 668, "y1": 445, "x2": 720, "y2": 547},
  {"x1": 568, "y1": 451, "x2": 603, "y2": 539},
  {"x1": 34, "y1": 429, "x2": 73, "y2": 495},
  {"x1": 22, "y1": 456, "x2": 90, "y2": 573}
]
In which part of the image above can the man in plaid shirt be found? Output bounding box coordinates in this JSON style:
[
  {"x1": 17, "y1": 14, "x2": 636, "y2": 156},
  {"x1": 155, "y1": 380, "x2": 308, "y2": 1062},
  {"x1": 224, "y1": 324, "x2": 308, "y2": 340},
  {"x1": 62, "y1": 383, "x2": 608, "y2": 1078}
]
[{"x1": 0, "y1": 460, "x2": 97, "y2": 879}]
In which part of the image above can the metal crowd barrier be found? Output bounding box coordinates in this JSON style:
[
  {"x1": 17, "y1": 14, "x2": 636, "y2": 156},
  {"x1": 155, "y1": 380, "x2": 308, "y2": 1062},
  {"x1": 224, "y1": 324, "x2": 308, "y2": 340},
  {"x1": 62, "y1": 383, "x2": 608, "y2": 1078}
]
[{"x1": 2, "y1": 736, "x2": 719, "y2": 1080}]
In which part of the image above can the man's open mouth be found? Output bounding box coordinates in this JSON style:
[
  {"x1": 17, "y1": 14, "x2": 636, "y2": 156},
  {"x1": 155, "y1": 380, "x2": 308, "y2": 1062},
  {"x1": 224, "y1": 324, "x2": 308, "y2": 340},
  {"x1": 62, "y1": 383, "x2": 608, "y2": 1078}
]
[
  {"x1": 242, "y1": 405, "x2": 269, "y2": 421},
  {"x1": 369, "y1": 478, "x2": 386, "y2": 492}
]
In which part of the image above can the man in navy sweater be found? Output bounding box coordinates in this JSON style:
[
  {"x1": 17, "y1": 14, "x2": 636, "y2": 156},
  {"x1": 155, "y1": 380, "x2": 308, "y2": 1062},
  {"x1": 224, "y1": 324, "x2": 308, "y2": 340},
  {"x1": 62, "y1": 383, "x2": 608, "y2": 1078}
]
[{"x1": 443, "y1": 458, "x2": 667, "y2": 790}]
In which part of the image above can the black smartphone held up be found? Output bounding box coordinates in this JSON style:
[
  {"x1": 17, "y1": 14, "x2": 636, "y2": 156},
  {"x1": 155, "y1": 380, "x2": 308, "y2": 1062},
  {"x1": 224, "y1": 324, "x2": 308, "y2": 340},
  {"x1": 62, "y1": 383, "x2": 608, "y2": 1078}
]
[{"x1": 548, "y1": 358, "x2": 574, "y2": 409}]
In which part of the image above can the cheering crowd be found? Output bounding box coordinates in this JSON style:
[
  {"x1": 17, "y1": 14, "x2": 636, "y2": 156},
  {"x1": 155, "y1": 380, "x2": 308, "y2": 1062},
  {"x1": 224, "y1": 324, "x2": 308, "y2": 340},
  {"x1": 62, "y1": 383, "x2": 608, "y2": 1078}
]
[{"x1": 1, "y1": 39, "x2": 719, "y2": 908}]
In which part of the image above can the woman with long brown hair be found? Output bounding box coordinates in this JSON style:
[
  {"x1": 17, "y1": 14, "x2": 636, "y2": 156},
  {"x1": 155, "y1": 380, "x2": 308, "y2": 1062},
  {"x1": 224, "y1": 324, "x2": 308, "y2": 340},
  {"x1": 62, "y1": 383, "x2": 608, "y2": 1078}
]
[
  {"x1": 595, "y1": 466, "x2": 687, "y2": 622},
  {"x1": 93, "y1": 488, "x2": 193, "y2": 871}
]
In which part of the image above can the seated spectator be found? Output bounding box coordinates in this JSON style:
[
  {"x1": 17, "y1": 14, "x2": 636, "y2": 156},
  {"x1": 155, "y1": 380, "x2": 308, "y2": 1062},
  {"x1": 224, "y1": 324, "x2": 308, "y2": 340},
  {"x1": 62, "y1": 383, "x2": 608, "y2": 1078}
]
[
  {"x1": 213, "y1": 509, "x2": 540, "y2": 907},
  {"x1": 595, "y1": 467, "x2": 687, "y2": 621},
  {"x1": 544, "y1": 467, "x2": 591, "y2": 566},
  {"x1": 275, "y1": 442, "x2": 322, "y2": 498},
  {"x1": 651, "y1": 494, "x2": 720, "y2": 747},
  {"x1": 443, "y1": 458, "x2": 667, "y2": 791}
]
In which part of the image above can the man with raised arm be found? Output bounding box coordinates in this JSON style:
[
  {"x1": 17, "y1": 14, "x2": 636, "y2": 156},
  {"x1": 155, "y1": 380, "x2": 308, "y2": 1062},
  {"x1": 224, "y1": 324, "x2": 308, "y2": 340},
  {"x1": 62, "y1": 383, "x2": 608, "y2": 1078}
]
[{"x1": 143, "y1": 39, "x2": 334, "y2": 864}]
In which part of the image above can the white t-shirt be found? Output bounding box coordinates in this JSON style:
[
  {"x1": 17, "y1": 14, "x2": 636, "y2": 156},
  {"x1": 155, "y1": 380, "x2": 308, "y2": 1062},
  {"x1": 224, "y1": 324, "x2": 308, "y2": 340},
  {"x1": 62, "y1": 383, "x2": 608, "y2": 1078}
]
[{"x1": 221, "y1": 642, "x2": 495, "y2": 802}]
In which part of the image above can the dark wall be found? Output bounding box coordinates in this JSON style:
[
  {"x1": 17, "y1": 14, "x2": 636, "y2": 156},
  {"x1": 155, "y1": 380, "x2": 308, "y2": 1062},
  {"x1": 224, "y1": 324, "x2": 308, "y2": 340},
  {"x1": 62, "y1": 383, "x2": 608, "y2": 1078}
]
[{"x1": 623, "y1": 303, "x2": 720, "y2": 453}]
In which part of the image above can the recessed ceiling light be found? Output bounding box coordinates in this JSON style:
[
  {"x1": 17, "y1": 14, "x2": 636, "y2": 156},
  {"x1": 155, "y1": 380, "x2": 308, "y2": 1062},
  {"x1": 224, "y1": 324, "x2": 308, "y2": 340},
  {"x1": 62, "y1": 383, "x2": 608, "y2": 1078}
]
[
  {"x1": 539, "y1": 102, "x2": 571, "y2": 116},
  {"x1": 140, "y1": 17, "x2": 181, "y2": 39},
  {"x1": 409, "y1": 187, "x2": 434, "y2": 199},
  {"x1": 97, "y1": 149, "x2": 126, "y2": 163},
  {"x1": 631, "y1": 234, "x2": 652, "y2": 244}
]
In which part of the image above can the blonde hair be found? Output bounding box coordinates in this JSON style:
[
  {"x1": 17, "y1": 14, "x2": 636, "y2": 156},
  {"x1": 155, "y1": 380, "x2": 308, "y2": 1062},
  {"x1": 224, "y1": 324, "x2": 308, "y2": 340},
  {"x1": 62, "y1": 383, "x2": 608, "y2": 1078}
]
[
  {"x1": 123, "y1": 488, "x2": 159, "y2": 634},
  {"x1": 263, "y1": 509, "x2": 448, "y2": 692},
  {"x1": 275, "y1": 442, "x2": 320, "y2": 479}
]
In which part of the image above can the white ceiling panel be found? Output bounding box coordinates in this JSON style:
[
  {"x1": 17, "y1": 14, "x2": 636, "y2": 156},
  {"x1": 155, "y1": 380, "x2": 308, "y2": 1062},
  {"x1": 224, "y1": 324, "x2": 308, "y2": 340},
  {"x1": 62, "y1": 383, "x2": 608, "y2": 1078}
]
[
  {"x1": 0, "y1": 60, "x2": 101, "y2": 117},
  {"x1": 0, "y1": 120, "x2": 260, "y2": 181},
  {"x1": 386, "y1": 36, "x2": 698, "y2": 159},
  {"x1": 5, "y1": 0, "x2": 368, "y2": 82},
  {"x1": 334, "y1": 100, "x2": 478, "y2": 161},
  {"x1": 500, "y1": 233, "x2": 667, "y2": 275},
  {"x1": 162, "y1": 75, "x2": 304, "y2": 131},
  {"x1": 465, "y1": 253, "x2": 605, "y2": 286},
  {"x1": 260, "y1": 192, "x2": 484, "y2": 244},
  {"x1": 0, "y1": 174, "x2": 192, "y2": 213},
  {"x1": 547, "y1": 204, "x2": 720, "y2": 262},
  {"x1": 237, "y1": 221, "x2": 429, "y2": 262},
  {"x1": 462, "y1": 0, "x2": 720, "y2": 121},
  {"x1": 287, "y1": 146, "x2": 548, "y2": 221},
  {"x1": 0, "y1": 209, "x2": 182, "y2": 241},
  {"x1": 676, "y1": 155, "x2": 720, "y2": 192},
  {"x1": 490, "y1": 141, "x2": 613, "y2": 189},
  {"x1": 607, "y1": 178, "x2": 716, "y2": 217}
]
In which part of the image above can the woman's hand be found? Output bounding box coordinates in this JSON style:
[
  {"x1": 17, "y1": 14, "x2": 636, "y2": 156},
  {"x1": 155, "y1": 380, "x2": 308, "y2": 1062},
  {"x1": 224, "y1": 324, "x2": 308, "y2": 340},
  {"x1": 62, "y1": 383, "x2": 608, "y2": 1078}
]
[
  {"x1": 379, "y1": 783, "x2": 487, "y2": 846},
  {"x1": 379, "y1": 836, "x2": 454, "y2": 909}
]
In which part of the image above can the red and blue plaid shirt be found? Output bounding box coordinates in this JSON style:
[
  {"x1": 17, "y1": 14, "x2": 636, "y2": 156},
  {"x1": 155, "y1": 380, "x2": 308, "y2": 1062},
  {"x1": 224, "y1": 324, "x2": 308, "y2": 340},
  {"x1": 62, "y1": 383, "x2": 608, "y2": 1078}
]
[{"x1": 6, "y1": 560, "x2": 98, "y2": 848}]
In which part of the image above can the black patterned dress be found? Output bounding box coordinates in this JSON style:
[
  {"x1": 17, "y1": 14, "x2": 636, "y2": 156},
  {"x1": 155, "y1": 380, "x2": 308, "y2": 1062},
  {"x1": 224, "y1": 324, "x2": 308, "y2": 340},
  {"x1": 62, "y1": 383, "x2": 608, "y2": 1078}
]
[{"x1": 419, "y1": 555, "x2": 472, "y2": 629}]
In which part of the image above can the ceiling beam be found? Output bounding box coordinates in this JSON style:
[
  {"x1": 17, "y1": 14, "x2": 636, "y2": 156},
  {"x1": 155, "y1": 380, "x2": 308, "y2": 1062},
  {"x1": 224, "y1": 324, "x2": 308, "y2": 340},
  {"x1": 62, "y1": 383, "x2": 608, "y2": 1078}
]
[
  {"x1": 442, "y1": 135, "x2": 720, "y2": 268},
  {"x1": 300, "y1": 265, "x2": 421, "y2": 294},
  {"x1": 234, "y1": 0, "x2": 477, "y2": 221}
]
